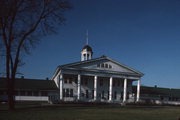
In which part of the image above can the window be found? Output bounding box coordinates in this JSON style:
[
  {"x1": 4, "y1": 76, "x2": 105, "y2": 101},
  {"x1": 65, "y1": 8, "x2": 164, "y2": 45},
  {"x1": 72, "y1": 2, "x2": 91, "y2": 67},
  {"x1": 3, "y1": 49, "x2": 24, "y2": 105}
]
[
  {"x1": 64, "y1": 78, "x2": 67, "y2": 83},
  {"x1": 81, "y1": 79, "x2": 84, "y2": 85},
  {"x1": 41, "y1": 91, "x2": 47, "y2": 96},
  {"x1": 97, "y1": 64, "x2": 112, "y2": 69},
  {"x1": 101, "y1": 64, "x2": 104, "y2": 68},
  {"x1": 127, "y1": 92, "x2": 129, "y2": 99},
  {"x1": 100, "y1": 79, "x2": 103, "y2": 86},
  {"x1": 127, "y1": 81, "x2": 131, "y2": 88},
  {"x1": 63, "y1": 89, "x2": 65, "y2": 97},
  {"x1": 0, "y1": 90, "x2": 7, "y2": 95},
  {"x1": 85, "y1": 79, "x2": 88, "y2": 85},
  {"x1": 107, "y1": 91, "x2": 109, "y2": 100},
  {"x1": 14, "y1": 90, "x2": 19, "y2": 95},
  {"x1": 102, "y1": 91, "x2": 104, "y2": 99},
  {"x1": 27, "y1": 91, "x2": 32, "y2": 96},
  {"x1": 109, "y1": 65, "x2": 112, "y2": 69},
  {"x1": 0, "y1": 90, "x2": 4, "y2": 95},
  {"x1": 66, "y1": 89, "x2": 69, "y2": 97},
  {"x1": 74, "y1": 77, "x2": 78, "y2": 84},
  {"x1": 86, "y1": 90, "x2": 89, "y2": 98},
  {"x1": 20, "y1": 91, "x2": 26, "y2": 96},
  {"x1": 33, "y1": 91, "x2": 39, "y2": 96},
  {"x1": 97, "y1": 64, "x2": 100, "y2": 67},
  {"x1": 113, "y1": 80, "x2": 116, "y2": 87},
  {"x1": 92, "y1": 90, "x2": 94, "y2": 99},
  {"x1": 70, "y1": 89, "x2": 73, "y2": 97},
  {"x1": 117, "y1": 80, "x2": 120, "y2": 86},
  {"x1": 81, "y1": 93, "x2": 85, "y2": 97},
  {"x1": 64, "y1": 77, "x2": 75, "y2": 84},
  {"x1": 121, "y1": 92, "x2": 123, "y2": 100},
  {"x1": 160, "y1": 96, "x2": 164, "y2": 101},
  {"x1": 114, "y1": 91, "x2": 117, "y2": 99},
  {"x1": 69, "y1": 78, "x2": 72, "y2": 84}
]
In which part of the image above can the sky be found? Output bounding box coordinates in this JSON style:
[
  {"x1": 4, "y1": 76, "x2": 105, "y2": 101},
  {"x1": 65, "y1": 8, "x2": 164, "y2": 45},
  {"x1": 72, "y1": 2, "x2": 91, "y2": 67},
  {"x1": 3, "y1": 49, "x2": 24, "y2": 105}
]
[{"x1": 19, "y1": 0, "x2": 180, "y2": 88}]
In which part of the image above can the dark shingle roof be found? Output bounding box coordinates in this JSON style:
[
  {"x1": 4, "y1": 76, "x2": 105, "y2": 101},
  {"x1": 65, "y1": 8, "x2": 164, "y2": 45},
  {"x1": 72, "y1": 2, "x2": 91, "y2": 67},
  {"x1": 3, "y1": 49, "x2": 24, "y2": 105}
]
[
  {"x1": 0, "y1": 78, "x2": 58, "y2": 91},
  {"x1": 82, "y1": 45, "x2": 93, "y2": 52},
  {"x1": 133, "y1": 86, "x2": 180, "y2": 97}
]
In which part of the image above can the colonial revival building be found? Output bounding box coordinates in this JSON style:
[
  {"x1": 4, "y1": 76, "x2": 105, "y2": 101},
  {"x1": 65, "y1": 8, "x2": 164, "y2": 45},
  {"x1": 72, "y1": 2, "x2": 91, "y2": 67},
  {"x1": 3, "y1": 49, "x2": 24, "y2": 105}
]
[
  {"x1": 0, "y1": 45, "x2": 144, "y2": 103},
  {"x1": 1, "y1": 45, "x2": 180, "y2": 105},
  {"x1": 52, "y1": 45, "x2": 144, "y2": 103}
]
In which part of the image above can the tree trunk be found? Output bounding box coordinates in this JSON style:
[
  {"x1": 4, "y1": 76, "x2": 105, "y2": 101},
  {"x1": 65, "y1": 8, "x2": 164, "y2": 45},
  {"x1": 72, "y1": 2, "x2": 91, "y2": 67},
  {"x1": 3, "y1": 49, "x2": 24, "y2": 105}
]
[
  {"x1": 6, "y1": 47, "x2": 15, "y2": 110},
  {"x1": 7, "y1": 78, "x2": 15, "y2": 110}
]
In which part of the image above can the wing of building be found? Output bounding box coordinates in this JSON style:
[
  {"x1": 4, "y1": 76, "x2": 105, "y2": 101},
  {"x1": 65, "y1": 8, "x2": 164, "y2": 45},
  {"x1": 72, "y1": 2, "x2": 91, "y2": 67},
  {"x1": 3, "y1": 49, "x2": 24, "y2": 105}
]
[
  {"x1": 52, "y1": 45, "x2": 143, "y2": 103},
  {"x1": 133, "y1": 86, "x2": 180, "y2": 105},
  {"x1": 0, "y1": 78, "x2": 58, "y2": 102}
]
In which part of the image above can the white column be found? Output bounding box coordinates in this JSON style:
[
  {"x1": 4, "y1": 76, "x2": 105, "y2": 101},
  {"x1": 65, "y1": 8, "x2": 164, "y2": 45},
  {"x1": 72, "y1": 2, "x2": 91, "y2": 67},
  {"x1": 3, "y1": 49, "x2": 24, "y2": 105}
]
[
  {"x1": 123, "y1": 78, "x2": 127, "y2": 102},
  {"x1": 94, "y1": 76, "x2": 97, "y2": 101},
  {"x1": 109, "y1": 77, "x2": 113, "y2": 101},
  {"x1": 86, "y1": 53, "x2": 88, "y2": 60},
  {"x1": 77, "y1": 74, "x2": 81, "y2": 100},
  {"x1": 136, "y1": 79, "x2": 141, "y2": 102},
  {"x1": 59, "y1": 74, "x2": 63, "y2": 100},
  {"x1": 89, "y1": 53, "x2": 92, "y2": 59},
  {"x1": 81, "y1": 53, "x2": 83, "y2": 61}
]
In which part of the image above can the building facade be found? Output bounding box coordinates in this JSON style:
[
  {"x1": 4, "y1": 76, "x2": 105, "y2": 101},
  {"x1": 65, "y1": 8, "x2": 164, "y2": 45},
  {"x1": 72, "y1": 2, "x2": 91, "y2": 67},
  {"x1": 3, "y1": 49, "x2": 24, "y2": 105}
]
[{"x1": 52, "y1": 45, "x2": 144, "y2": 103}]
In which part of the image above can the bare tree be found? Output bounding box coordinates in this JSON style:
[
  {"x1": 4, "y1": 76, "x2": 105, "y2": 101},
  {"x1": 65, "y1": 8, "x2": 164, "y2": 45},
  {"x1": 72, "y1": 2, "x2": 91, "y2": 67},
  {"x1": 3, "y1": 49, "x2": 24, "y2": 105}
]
[{"x1": 0, "y1": 0, "x2": 71, "y2": 110}]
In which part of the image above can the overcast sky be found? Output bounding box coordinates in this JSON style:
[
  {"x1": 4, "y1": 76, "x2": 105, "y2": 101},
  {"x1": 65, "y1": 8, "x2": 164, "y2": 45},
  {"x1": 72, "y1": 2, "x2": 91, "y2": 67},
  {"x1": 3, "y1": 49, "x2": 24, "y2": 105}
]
[{"x1": 19, "y1": 0, "x2": 180, "y2": 88}]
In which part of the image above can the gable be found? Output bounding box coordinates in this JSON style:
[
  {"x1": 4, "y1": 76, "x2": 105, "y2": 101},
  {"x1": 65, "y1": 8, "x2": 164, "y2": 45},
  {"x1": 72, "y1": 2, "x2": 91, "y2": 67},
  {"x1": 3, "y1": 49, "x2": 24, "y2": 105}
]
[
  {"x1": 60, "y1": 57, "x2": 143, "y2": 75},
  {"x1": 74, "y1": 59, "x2": 134, "y2": 73}
]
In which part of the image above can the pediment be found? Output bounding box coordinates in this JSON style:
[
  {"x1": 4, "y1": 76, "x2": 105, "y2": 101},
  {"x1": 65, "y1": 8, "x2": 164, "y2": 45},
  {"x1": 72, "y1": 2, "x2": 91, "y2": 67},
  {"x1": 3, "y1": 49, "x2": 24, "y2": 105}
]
[{"x1": 60, "y1": 57, "x2": 143, "y2": 76}]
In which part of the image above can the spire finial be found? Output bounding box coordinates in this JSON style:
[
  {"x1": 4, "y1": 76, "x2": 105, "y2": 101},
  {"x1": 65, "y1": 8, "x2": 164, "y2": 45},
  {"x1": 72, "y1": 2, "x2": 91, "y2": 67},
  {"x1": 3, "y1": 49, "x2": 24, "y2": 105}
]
[{"x1": 86, "y1": 29, "x2": 88, "y2": 45}]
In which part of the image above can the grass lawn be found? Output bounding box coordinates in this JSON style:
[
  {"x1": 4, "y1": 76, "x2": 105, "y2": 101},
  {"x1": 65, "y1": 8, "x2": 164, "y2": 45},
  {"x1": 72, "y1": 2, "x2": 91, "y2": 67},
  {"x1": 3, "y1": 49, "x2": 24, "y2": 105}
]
[{"x1": 0, "y1": 103, "x2": 180, "y2": 120}]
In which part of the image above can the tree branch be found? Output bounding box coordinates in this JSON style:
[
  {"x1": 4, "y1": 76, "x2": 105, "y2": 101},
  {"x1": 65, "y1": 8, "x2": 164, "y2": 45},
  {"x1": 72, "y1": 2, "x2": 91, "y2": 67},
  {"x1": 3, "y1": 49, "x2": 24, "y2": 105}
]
[{"x1": 12, "y1": 1, "x2": 46, "y2": 74}]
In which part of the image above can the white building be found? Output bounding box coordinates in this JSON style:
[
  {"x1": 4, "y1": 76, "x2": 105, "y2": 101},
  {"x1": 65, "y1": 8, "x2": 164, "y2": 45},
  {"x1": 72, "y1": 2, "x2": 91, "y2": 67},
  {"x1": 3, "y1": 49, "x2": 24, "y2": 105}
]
[{"x1": 52, "y1": 45, "x2": 144, "y2": 103}]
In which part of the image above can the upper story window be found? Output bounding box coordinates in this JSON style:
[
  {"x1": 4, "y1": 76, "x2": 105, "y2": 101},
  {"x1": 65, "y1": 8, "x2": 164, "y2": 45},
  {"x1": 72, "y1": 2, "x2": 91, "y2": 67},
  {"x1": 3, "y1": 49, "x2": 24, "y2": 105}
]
[
  {"x1": 105, "y1": 64, "x2": 108, "y2": 68},
  {"x1": 97, "y1": 63, "x2": 112, "y2": 69},
  {"x1": 101, "y1": 64, "x2": 104, "y2": 68},
  {"x1": 69, "y1": 78, "x2": 72, "y2": 84},
  {"x1": 109, "y1": 65, "x2": 112, "y2": 69},
  {"x1": 100, "y1": 79, "x2": 103, "y2": 86},
  {"x1": 97, "y1": 64, "x2": 100, "y2": 67}
]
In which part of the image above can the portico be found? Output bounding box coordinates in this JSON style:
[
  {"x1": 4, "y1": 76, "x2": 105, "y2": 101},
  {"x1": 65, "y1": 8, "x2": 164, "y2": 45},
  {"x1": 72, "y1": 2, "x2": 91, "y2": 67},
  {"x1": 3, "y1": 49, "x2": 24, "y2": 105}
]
[{"x1": 57, "y1": 70, "x2": 141, "y2": 103}]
